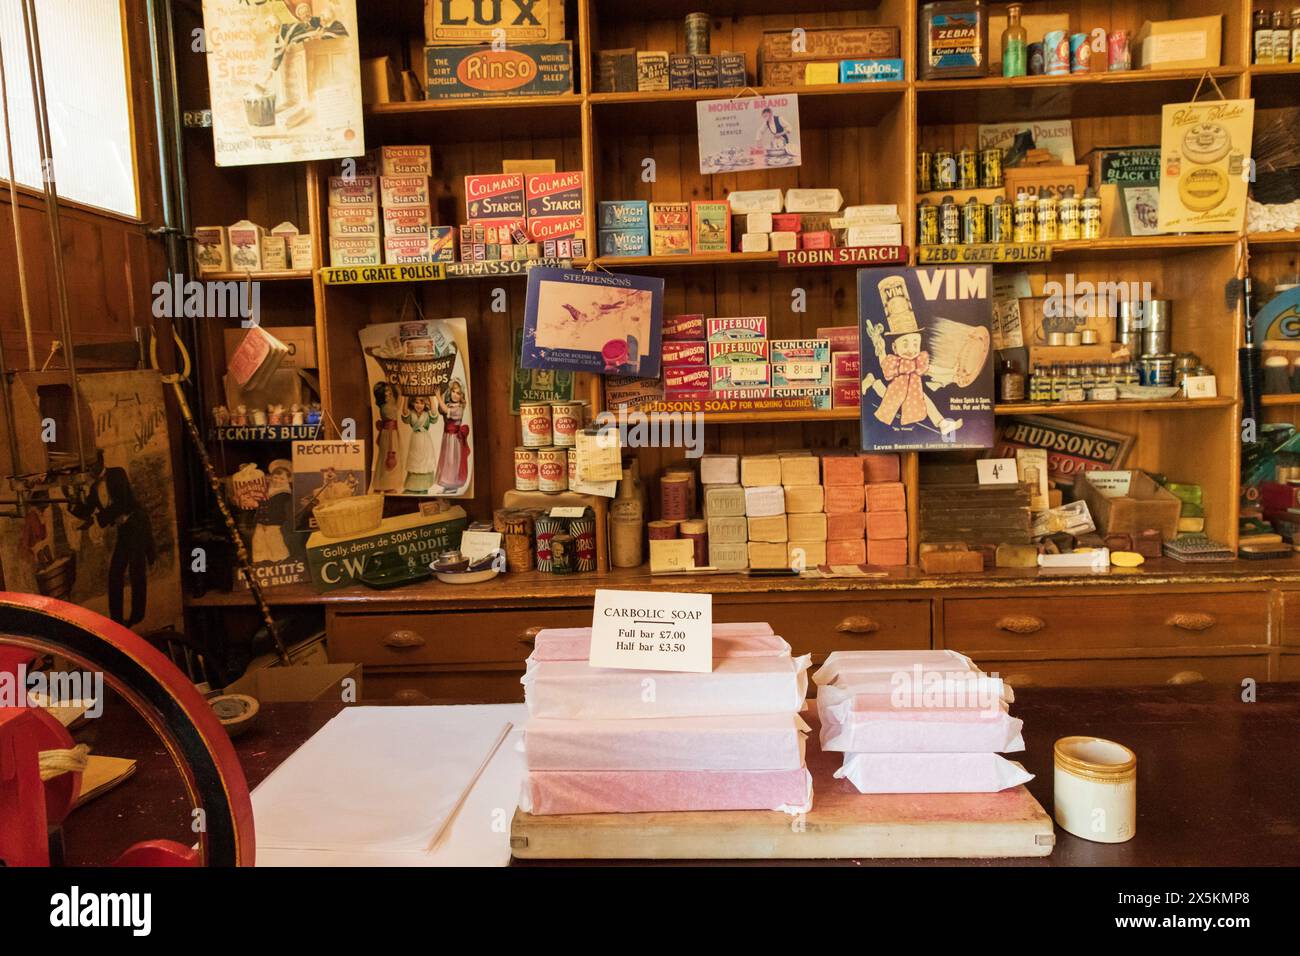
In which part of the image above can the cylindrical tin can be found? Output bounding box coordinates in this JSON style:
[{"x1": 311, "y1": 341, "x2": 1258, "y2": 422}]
[
  {"x1": 917, "y1": 150, "x2": 934, "y2": 193},
  {"x1": 570, "y1": 515, "x2": 596, "y2": 572},
  {"x1": 1036, "y1": 196, "x2": 1059, "y2": 242},
  {"x1": 1108, "y1": 30, "x2": 1131, "y2": 71},
  {"x1": 680, "y1": 519, "x2": 708, "y2": 568},
  {"x1": 1028, "y1": 41, "x2": 1045, "y2": 74},
  {"x1": 1013, "y1": 193, "x2": 1036, "y2": 242},
  {"x1": 514, "y1": 447, "x2": 538, "y2": 491},
  {"x1": 550, "y1": 400, "x2": 582, "y2": 447},
  {"x1": 1082, "y1": 193, "x2": 1102, "y2": 239},
  {"x1": 685, "y1": 12, "x2": 710, "y2": 55},
  {"x1": 1069, "y1": 33, "x2": 1091, "y2": 72},
  {"x1": 1045, "y1": 30, "x2": 1070, "y2": 75},
  {"x1": 957, "y1": 148, "x2": 979, "y2": 189},
  {"x1": 934, "y1": 150, "x2": 956, "y2": 189},
  {"x1": 519, "y1": 401, "x2": 552, "y2": 447},
  {"x1": 1139, "y1": 353, "x2": 1175, "y2": 386},
  {"x1": 1059, "y1": 194, "x2": 1081, "y2": 240},
  {"x1": 537, "y1": 446, "x2": 568, "y2": 492},
  {"x1": 549, "y1": 533, "x2": 574, "y2": 574},
  {"x1": 918, "y1": 201, "x2": 939, "y2": 245},
  {"x1": 534, "y1": 515, "x2": 563, "y2": 572},
  {"x1": 962, "y1": 198, "x2": 987, "y2": 244},
  {"x1": 1115, "y1": 300, "x2": 1141, "y2": 349},
  {"x1": 1140, "y1": 300, "x2": 1172, "y2": 356},
  {"x1": 647, "y1": 519, "x2": 679, "y2": 540},
  {"x1": 939, "y1": 196, "x2": 961, "y2": 245},
  {"x1": 660, "y1": 473, "x2": 692, "y2": 521},
  {"x1": 988, "y1": 197, "x2": 1012, "y2": 242},
  {"x1": 979, "y1": 147, "x2": 1003, "y2": 188}
]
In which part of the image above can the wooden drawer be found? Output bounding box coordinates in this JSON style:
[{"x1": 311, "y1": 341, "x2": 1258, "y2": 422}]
[
  {"x1": 1280, "y1": 654, "x2": 1300, "y2": 681},
  {"x1": 360, "y1": 666, "x2": 525, "y2": 705},
  {"x1": 942, "y1": 592, "x2": 1267, "y2": 655},
  {"x1": 972, "y1": 654, "x2": 1268, "y2": 688},
  {"x1": 715, "y1": 598, "x2": 931, "y2": 656},
  {"x1": 328, "y1": 607, "x2": 591, "y2": 668},
  {"x1": 1280, "y1": 592, "x2": 1300, "y2": 647}
]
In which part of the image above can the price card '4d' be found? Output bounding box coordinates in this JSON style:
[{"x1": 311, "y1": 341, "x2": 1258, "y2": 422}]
[{"x1": 589, "y1": 589, "x2": 713, "y2": 673}]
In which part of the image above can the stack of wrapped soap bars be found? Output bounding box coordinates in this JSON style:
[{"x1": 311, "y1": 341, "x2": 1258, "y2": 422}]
[
  {"x1": 814, "y1": 650, "x2": 1033, "y2": 793},
  {"x1": 519, "y1": 623, "x2": 813, "y2": 815}
]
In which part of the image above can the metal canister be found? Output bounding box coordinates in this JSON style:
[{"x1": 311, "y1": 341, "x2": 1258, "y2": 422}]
[
  {"x1": 962, "y1": 197, "x2": 987, "y2": 244},
  {"x1": 979, "y1": 147, "x2": 1003, "y2": 188},
  {"x1": 1173, "y1": 353, "x2": 1201, "y2": 388},
  {"x1": 1058, "y1": 192, "x2": 1081, "y2": 240},
  {"x1": 1028, "y1": 41, "x2": 1045, "y2": 75},
  {"x1": 934, "y1": 150, "x2": 956, "y2": 190},
  {"x1": 534, "y1": 515, "x2": 562, "y2": 572},
  {"x1": 1108, "y1": 30, "x2": 1131, "y2": 71},
  {"x1": 939, "y1": 196, "x2": 961, "y2": 245},
  {"x1": 917, "y1": 150, "x2": 934, "y2": 193},
  {"x1": 537, "y1": 446, "x2": 568, "y2": 492},
  {"x1": 570, "y1": 515, "x2": 597, "y2": 572},
  {"x1": 1069, "y1": 33, "x2": 1091, "y2": 72},
  {"x1": 918, "y1": 200, "x2": 939, "y2": 245},
  {"x1": 1013, "y1": 192, "x2": 1036, "y2": 242},
  {"x1": 988, "y1": 196, "x2": 1012, "y2": 242},
  {"x1": 549, "y1": 533, "x2": 575, "y2": 574},
  {"x1": 1045, "y1": 30, "x2": 1070, "y2": 74},
  {"x1": 1140, "y1": 300, "x2": 1172, "y2": 356},
  {"x1": 1115, "y1": 300, "x2": 1142, "y2": 349},
  {"x1": 514, "y1": 447, "x2": 538, "y2": 491},
  {"x1": 685, "y1": 12, "x2": 711, "y2": 55},
  {"x1": 957, "y1": 148, "x2": 979, "y2": 190},
  {"x1": 1081, "y1": 190, "x2": 1102, "y2": 239},
  {"x1": 550, "y1": 400, "x2": 583, "y2": 447},
  {"x1": 1036, "y1": 196, "x2": 1059, "y2": 242},
  {"x1": 1139, "y1": 354, "x2": 1175, "y2": 386},
  {"x1": 519, "y1": 401, "x2": 552, "y2": 447}
]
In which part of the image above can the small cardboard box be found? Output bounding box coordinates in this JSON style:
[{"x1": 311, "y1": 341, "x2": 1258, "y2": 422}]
[
  {"x1": 1134, "y1": 16, "x2": 1222, "y2": 70},
  {"x1": 224, "y1": 326, "x2": 318, "y2": 369},
  {"x1": 425, "y1": 0, "x2": 564, "y2": 45},
  {"x1": 1072, "y1": 470, "x2": 1182, "y2": 541},
  {"x1": 224, "y1": 662, "x2": 361, "y2": 703}
]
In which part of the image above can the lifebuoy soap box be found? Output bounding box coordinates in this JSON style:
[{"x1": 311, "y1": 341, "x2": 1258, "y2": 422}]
[
  {"x1": 306, "y1": 507, "x2": 468, "y2": 591},
  {"x1": 857, "y1": 266, "x2": 994, "y2": 452},
  {"x1": 425, "y1": 43, "x2": 573, "y2": 99}
]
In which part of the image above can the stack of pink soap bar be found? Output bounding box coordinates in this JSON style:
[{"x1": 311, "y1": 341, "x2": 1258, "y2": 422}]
[
  {"x1": 814, "y1": 650, "x2": 1031, "y2": 794},
  {"x1": 520, "y1": 623, "x2": 813, "y2": 815}
]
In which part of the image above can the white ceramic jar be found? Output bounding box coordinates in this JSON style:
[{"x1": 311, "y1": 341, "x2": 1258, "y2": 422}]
[{"x1": 1053, "y1": 736, "x2": 1137, "y2": 843}]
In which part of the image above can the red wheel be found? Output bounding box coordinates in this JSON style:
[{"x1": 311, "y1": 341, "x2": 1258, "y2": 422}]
[{"x1": 0, "y1": 593, "x2": 254, "y2": 866}]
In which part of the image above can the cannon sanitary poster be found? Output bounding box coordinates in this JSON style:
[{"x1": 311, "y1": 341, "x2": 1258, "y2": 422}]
[
  {"x1": 202, "y1": 0, "x2": 364, "y2": 167},
  {"x1": 359, "y1": 318, "x2": 474, "y2": 498},
  {"x1": 522, "y1": 267, "x2": 664, "y2": 378},
  {"x1": 858, "y1": 266, "x2": 995, "y2": 452}
]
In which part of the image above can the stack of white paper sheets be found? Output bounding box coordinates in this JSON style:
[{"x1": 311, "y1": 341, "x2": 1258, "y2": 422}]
[
  {"x1": 519, "y1": 624, "x2": 813, "y2": 815},
  {"x1": 814, "y1": 650, "x2": 1032, "y2": 794}
]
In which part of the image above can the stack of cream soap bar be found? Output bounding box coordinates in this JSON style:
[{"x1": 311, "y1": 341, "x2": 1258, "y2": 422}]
[
  {"x1": 519, "y1": 623, "x2": 813, "y2": 815},
  {"x1": 813, "y1": 650, "x2": 1032, "y2": 793}
]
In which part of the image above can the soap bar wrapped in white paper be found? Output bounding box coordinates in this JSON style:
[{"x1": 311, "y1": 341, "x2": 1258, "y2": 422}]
[
  {"x1": 744, "y1": 485, "x2": 785, "y2": 517},
  {"x1": 834, "y1": 752, "x2": 1033, "y2": 794},
  {"x1": 813, "y1": 649, "x2": 978, "y2": 685},
  {"x1": 520, "y1": 767, "x2": 813, "y2": 815},
  {"x1": 522, "y1": 714, "x2": 809, "y2": 771},
  {"x1": 529, "y1": 625, "x2": 789, "y2": 663},
  {"x1": 522, "y1": 655, "x2": 811, "y2": 719},
  {"x1": 699, "y1": 454, "x2": 740, "y2": 485},
  {"x1": 817, "y1": 699, "x2": 1025, "y2": 753}
]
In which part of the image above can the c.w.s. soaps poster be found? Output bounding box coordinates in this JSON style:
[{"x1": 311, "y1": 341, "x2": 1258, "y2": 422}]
[{"x1": 858, "y1": 266, "x2": 994, "y2": 452}]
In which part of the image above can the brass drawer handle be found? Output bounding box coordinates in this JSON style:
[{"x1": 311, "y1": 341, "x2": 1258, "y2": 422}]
[
  {"x1": 997, "y1": 615, "x2": 1045, "y2": 635},
  {"x1": 1167, "y1": 670, "x2": 1206, "y2": 685},
  {"x1": 382, "y1": 629, "x2": 426, "y2": 649},
  {"x1": 519, "y1": 625, "x2": 543, "y2": 647},
  {"x1": 393, "y1": 689, "x2": 432, "y2": 704},
  {"x1": 1166, "y1": 612, "x2": 1216, "y2": 632},
  {"x1": 835, "y1": 615, "x2": 880, "y2": 635}
]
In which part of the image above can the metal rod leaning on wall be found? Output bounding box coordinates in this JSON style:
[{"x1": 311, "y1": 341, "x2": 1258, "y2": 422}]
[
  {"x1": 18, "y1": 0, "x2": 88, "y2": 472},
  {"x1": 0, "y1": 30, "x2": 36, "y2": 372}
]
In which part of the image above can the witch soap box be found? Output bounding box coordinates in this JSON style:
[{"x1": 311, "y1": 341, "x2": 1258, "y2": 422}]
[
  {"x1": 857, "y1": 266, "x2": 995, "y2": 452},
  {"x1": 523, "y1": 266, "x2": 664, "y2": 378}
]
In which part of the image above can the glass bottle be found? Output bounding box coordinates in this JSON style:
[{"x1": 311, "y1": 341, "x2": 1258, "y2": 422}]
[
  {"x1": 999, "y1": 357, "x2": 1026, "y2": 402},
  {"x1": 1002, "y1": 4, "x2": 1028, "y2": 78},
  {"x1": 1255, "y1": 9, "x2": 1274, "y2": 64},
  {"x1": 1275, "y1": 10, "x2": 1293, "y2": 64},
  {"x1": 1292, "y1": 8, "x2": 1300, "y2": 64}
]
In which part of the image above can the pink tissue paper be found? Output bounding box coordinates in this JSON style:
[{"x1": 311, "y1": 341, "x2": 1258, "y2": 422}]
[
  {"x1": 523, "y1": 714, "x2": 809, "y2": 771},
  {"x1": 530, "y1": 625, "x2": 789, "y2": 663},
  {"x1": 521, "y1": 767, "x2": 814, "y2": 815},
  {"x1": 522, "y1": 655, "x2": 812, "y2": 719},
  {"x1": 813, "y1": 649, "x2": 978, "y2": 685},
  {"x1": 817, "y1": 698, "x2": 1025, "y2": 753},
  {"x1": 834, "y1": 752, "x2": 1033, "y2": 793}
]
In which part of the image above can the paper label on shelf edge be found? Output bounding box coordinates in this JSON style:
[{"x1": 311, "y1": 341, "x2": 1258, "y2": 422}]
[
  {"x1": 977, "y1": 458, "x2": 1020, "y2": 485},
  {"x1": 549, "y1": 506, "x2": 587, "y2": 518},
  {"x1": 589, "y1": 588, "x2": 713, "y2": 674}
]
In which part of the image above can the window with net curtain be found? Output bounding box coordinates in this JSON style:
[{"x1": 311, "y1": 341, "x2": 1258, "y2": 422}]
[{"x1": 0, "y1": 0, "x2": 138, "y2": 218}]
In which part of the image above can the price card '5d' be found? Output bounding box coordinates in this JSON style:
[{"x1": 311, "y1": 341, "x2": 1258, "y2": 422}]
[{"x1": 589, "y1": 589, "x2": 713, "y2": 673}]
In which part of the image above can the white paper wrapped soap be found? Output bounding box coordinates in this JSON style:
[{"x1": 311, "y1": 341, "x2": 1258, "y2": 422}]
[
  {"x1": 520, "y1": 767, "x2": 813, "y2": 815},
  {"x1": 834, "y1": 752, "x2": 1033, "y2": 794},
  {"x1": 529, "y1": 625, "x2": 785, "y2": 662},
  {"x1": 699, "y1": 454, "x2": 740, "y2": 485},
  {"x1": 744, "y1": 485, "x2": 785, "y2": 517},
  {"x1": 812, "y1": 649, "x2": 979, "y2": 685},
  {"x1": 522, "y1": 713, "x2": 809, "y2": 771},
  {"x1": 784, "y1": 188, "x2": 843, "y2": 213},
  {"x1": 521, "y1": 655, "x2": 812, "y2": 719},
  {"x1": 726, "y1": 188, "x2": 784, "y2": 214},
  {"x1": 817, "y1": 699, "x2": 1025, "y2": 754}
]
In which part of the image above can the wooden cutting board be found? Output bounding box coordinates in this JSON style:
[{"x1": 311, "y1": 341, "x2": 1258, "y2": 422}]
[{"x1": 511, "y1": 717, "x2": 1055, "y2": 861}]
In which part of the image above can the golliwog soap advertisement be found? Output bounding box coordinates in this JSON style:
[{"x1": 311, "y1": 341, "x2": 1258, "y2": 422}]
[{"x1": 858, "y1": 266, "x2": 995, "y2": 452}]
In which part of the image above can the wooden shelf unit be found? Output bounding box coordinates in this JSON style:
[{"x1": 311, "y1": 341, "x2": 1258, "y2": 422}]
[{"x1": 176, "y1": 1, "x2": 1300, "y2": 693}]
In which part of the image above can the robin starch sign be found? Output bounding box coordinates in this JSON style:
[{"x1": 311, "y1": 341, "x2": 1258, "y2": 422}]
[{"x1": 858, "y1": 266, "x2": 995, "y2": 452}]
